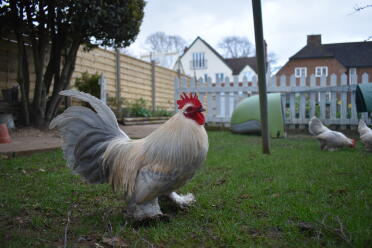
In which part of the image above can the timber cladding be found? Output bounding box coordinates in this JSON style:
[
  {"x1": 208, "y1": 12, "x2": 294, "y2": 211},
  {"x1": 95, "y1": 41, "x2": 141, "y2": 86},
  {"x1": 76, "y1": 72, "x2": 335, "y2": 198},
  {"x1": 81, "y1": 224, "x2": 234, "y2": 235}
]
[{"x1": 1, "y1": 39, "x2": 182, "y2": 111}]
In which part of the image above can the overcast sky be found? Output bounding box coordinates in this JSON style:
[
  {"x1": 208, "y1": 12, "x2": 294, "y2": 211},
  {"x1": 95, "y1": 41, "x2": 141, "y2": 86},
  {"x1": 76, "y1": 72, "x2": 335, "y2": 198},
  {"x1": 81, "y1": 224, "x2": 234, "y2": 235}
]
[{"x1": 127, "y1": 0, "x2": 372, "y2": 67}]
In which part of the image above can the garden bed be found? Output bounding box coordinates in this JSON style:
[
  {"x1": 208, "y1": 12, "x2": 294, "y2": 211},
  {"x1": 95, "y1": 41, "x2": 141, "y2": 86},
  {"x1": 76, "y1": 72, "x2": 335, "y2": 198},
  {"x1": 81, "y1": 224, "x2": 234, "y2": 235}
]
[{"x1": 121, "y1": 116, "x2": 170, "y2": 125}]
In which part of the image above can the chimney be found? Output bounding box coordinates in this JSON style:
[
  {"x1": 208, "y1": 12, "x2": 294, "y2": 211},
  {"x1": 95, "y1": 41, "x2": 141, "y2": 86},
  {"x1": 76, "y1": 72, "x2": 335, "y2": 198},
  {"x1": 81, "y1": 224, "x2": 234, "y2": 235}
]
[{"x1": 307, "y1": 34, "x2": 321, "y2": 46}]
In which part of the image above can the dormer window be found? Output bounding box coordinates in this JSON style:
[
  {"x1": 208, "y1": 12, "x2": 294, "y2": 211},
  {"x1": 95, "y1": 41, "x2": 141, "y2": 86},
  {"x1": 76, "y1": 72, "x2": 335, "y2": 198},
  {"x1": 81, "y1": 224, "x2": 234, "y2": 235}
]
[
  {"x1": 295, "y1": 67, "x2": 307, "y2": 78},
  {"x1": 315, "y1": 66, "x2": 328, "y2": 77},
  {"x1": 190, "y1": 52, "x2": 207, "y2": 69}
]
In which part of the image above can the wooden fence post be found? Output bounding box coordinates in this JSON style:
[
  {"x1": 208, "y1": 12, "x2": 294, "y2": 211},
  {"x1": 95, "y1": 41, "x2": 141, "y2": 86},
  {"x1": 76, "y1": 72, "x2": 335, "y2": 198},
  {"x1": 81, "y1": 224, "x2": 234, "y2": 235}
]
[
  {"x1": 99, "y1": 74, "x2": 106, "y2": 104},
  {"x1": 115, "y1": 48, "x2": 122, "y2": 117},
  {"x1": 151, "y1": 60, "x2": 156, "y2": 112}
]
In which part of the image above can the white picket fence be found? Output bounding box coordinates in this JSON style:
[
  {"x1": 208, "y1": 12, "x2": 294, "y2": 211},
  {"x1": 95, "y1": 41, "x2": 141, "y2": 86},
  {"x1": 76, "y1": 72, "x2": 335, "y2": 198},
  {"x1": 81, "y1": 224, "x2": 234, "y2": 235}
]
[{"x1": 174, "y1": 73, "x2": 372, "y2": 127}]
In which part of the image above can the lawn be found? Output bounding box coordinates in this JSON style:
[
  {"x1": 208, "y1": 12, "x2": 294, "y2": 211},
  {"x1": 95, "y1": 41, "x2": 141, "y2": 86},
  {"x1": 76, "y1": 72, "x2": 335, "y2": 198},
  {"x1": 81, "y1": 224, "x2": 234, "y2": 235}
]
[{"x1": 0, "y1": 131, "x2": 371, "y2": 248}]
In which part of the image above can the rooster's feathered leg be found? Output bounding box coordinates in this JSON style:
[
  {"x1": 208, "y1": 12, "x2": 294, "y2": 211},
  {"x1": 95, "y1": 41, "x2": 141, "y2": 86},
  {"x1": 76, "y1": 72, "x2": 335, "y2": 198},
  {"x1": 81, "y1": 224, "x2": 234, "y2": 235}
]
[
  {"x1": 125, "y1": 169, "x2": 169, "y2": 220},
  {"x1": 168, "y1": 192, "x2": 195, "y2": 209},
  {"x1": 366, "y1": 145, "x2": 372, "y2": 152},
  {"x1": 126, "y1": 197, "x2": 163, "y2": 220},
  {"x1": 319, "y1": 140, "x2": 327, "y2": 151}
]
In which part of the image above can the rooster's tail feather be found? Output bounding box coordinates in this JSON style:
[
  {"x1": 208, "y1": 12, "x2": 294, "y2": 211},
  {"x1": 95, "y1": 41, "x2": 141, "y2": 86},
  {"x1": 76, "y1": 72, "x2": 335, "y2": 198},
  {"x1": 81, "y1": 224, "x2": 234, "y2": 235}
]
[
  {"x1": 50, "y1": 90, "x2": 129, "y2": 184},
  {"x1": 308, "y1": 116, "x2": 329, "y2": 135}
]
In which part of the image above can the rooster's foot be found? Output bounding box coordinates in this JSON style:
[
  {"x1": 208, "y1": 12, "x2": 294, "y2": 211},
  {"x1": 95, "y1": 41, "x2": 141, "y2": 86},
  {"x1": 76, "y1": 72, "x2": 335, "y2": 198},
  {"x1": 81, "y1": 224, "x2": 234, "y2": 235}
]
[
  {"x1": 132, "y1": 213, "x2": 170, "y2": 227},
  {"x1": 126, "y1": 197, "x2": 164, "y2": 220},
  {"x1": 168, "y1": 192, "x2": 196, "y2": 209},
  {"x1": 136, "y1": 213, "x2": 170, "y2": 223},
  {"x1": 327, "y1": 148, "x2": 337, "y2": 152}
]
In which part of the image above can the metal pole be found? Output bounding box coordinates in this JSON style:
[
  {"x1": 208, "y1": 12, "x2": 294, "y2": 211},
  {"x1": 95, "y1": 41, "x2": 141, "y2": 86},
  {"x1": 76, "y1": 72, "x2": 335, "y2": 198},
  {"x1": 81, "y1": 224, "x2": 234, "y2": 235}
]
[{"x1": 252, "y1": 0, "x2": 270, "y2": 154}]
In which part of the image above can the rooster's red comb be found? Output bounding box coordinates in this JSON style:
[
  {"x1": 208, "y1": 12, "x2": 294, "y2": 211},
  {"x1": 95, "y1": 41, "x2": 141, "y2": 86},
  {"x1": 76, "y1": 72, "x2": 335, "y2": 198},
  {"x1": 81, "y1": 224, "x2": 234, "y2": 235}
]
[{"x1": 177, "y1": 92, "x2": 202, "y2": 109}]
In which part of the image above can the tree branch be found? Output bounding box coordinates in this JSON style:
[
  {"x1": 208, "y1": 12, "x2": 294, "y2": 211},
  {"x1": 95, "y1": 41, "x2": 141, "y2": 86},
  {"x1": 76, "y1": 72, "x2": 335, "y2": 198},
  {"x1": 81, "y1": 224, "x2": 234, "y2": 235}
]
[
  {"x1": 10, "y1": 1, "x2": 31, "y2": 125},
  {"x1": 45, "y1": 37, "x2": 81, "y2": 122},
  {"x1": 354, "y1": 4, "x2": 372, "y2": 11}
]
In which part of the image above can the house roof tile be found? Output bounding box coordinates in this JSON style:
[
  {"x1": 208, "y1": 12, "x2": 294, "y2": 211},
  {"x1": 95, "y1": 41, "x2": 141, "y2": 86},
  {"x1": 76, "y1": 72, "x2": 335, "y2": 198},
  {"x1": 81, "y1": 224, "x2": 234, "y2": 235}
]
[
  {"x1": 224, "y1": 57, "x2": 258, "y2": 75},
  {"x1": 290, "y1": 41, "x2": 372, "y2": 67}
]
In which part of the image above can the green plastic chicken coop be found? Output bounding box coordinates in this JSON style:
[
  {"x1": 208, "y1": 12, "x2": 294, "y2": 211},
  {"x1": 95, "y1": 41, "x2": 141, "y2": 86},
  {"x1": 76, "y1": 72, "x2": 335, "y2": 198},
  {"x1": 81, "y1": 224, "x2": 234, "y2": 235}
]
[
  {"x1": 356, "y1": 83, "x2": 372, "y2": 112},
  {"x1": 230, "y1": 93, "x2": 285, "y2": 138}
]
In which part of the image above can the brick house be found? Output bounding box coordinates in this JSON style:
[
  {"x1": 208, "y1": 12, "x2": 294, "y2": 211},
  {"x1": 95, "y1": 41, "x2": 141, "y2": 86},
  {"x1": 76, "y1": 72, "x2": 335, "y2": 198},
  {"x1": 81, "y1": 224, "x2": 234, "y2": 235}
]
[{"x1": 276, "y1": 35, "x2": 372, "y2": 84}]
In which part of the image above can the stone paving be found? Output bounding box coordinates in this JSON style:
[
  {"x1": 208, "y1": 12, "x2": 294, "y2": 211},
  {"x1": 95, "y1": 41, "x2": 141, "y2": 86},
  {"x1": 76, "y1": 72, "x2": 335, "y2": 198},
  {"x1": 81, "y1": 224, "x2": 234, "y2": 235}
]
[{"x1": 0, "y1": 124, "x2": 161, "y2": 157}]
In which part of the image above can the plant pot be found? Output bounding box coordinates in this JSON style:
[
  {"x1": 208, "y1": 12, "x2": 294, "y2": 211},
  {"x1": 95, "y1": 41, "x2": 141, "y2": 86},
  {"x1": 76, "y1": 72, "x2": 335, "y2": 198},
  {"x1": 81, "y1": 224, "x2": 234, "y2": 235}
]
[{"x1": 0, "y1": 123, "x2": 11, "y2": 143}]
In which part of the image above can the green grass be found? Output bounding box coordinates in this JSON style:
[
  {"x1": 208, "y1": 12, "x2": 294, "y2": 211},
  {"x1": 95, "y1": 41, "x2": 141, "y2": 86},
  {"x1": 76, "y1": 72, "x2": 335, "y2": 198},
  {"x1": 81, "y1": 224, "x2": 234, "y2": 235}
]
[{"x1": 1, "y1": 131, "x2": 371, "y2": 247}]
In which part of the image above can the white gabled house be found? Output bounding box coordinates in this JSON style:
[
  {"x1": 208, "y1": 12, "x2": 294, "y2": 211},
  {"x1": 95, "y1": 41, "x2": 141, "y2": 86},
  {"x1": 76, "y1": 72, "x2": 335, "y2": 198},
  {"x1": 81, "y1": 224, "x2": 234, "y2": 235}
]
[{"x1": 175, "y1": 36, "x2": 265, "y2": 82}]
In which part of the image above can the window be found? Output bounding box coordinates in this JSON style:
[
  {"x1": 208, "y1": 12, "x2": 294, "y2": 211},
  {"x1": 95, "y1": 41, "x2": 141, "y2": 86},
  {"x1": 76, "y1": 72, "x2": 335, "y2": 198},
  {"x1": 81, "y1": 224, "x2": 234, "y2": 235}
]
[
  {"x1": 315, "y1": 66, "x2": 328, "y2": 77},
  {"x1": 349, "y1": 68, "x2": 357, "y2": 84},
  {"x1": 294, "y1": 67, "x2": 307, "y2": 78},
  {"x1": 215, "y1": 73, "x2": 224, "y2": 82},
  {"x1": 190, "y1": 53, "x2": 207, "y2": 69},
  {"x1": 204, "y1": 74, "x2": 209, "y2": 82}
]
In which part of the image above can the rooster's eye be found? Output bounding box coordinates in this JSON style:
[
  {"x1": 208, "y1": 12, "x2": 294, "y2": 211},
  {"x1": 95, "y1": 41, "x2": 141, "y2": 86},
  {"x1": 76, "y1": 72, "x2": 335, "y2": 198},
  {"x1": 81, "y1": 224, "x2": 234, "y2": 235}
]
[{"x1": 186, "y1": 106, "x2": 193, "y2": 112}]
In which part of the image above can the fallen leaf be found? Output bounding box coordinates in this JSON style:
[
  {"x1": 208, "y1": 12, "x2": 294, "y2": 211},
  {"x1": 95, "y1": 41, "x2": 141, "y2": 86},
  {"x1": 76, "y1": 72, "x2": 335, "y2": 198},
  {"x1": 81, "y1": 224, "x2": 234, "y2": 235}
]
[
  {"x1": 271, "y1": 193, "x2": 280, "y2": 198},
  {"x1": 296, "y1": 221, "x2": 316, "y2": 232},
  {"x1": 253, "y1": 210, "x2": 269, "y2": 218},
  {"x1": 238, "y1": 194, "x2": 252, "y2": 199},
  {"x1": 38, "y1": 168, "x2": 46, "y2": 172},
  {"x1": 77, "y1": 236, "x2": 87, "y2": 242},
  {"x1": 102, "y1": 237, "x2": 127, "y2": 247},
  {"x1": 335, "y1": 189, "x2": 346, "y2": 194},
  {"x1": 213, "y1": 179, "x2": 226, "y2": 186},
  {"x1": 264, "y1": 178, "x2": 273, "y2": 182}
]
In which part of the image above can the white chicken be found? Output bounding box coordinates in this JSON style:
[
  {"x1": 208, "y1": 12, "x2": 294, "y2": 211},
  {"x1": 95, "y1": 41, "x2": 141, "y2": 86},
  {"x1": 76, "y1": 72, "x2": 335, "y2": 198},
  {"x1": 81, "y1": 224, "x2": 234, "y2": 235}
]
[
  {"x1": 308, "y1": 116, "x2": 355, "y2": 151},
  {"x1": 50, "y1": 90, "x2": 208, "y2": 220},
  {"x1": 358, "y1": 119, "x2": 372, "y2": 152}
]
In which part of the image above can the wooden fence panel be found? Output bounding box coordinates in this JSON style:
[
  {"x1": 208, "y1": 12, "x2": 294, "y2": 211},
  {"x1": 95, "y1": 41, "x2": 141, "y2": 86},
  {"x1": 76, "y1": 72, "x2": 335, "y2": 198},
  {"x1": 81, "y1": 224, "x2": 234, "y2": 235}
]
[
  {"x1": 0, "y1": 39, "x2": 183, "y2": 112},
  {"x1": 174, "y1": 73, "x2": 372, "y2": 127}
]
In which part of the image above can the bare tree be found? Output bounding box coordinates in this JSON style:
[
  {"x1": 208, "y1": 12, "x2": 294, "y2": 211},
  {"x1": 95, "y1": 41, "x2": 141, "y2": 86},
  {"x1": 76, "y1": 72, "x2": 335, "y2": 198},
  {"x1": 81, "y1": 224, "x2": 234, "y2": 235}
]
[
  {"x1": 354, "y1": 4, "x2": 372, "y2": 11},
  {"x1": 266, "y1": 52, "x2": 279, "y2": 75},
  {"x1": 267, "y1": 52, "x2": 277, "y2": 65},
  {"x1": 218, "y1": 36, "x2": 254, "y2": 58},
  {"x1": 145, "y1": 32, "x2": 187, "y2": 54},
  {"x1": 168, "y1": 35, "x2": 188, "y2": 53},
  {"x1": 145, "y1": 32, "x2": 170, "y2": 53},
  {"x1": 144, "y1": 32, "x2": 187, "y2": 68},
  {"x1": 353, "y1": 4, "x2": 372, "y2": 41}
]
